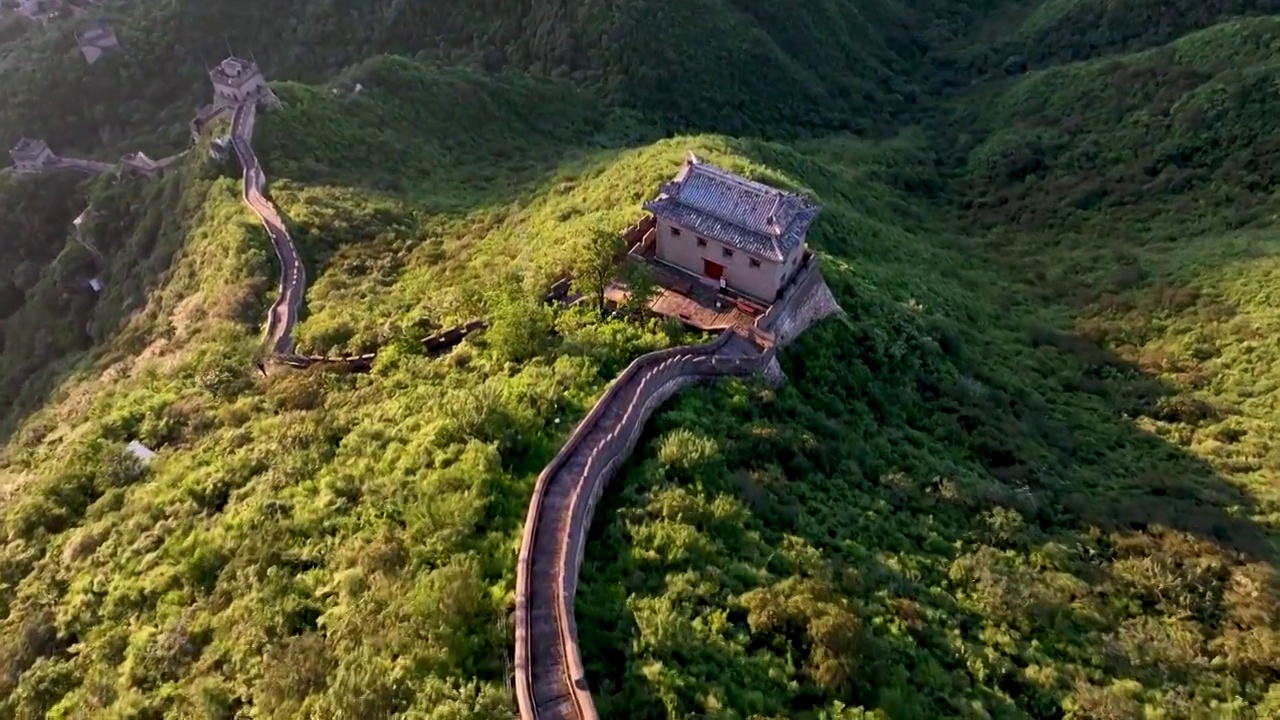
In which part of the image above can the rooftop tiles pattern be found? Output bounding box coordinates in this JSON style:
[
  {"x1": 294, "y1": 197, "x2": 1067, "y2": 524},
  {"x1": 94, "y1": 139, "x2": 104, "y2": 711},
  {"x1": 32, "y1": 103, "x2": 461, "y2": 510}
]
[{"x1": 643, "y1": 153, "x2": 818, "y2": 262}]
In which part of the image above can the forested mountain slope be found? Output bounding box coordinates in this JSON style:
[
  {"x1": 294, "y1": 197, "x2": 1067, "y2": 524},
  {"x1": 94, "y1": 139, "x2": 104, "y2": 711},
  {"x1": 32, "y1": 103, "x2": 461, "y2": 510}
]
[
  {"x1": 1, "y1": 0, "x2": 1279, "y2": 718},
  {"x1": 954, "y1": 15, "x2": 1280, "y2": 223},
  {"x1": 0, "y1": 0, "x2": 973, "y2": 153}
]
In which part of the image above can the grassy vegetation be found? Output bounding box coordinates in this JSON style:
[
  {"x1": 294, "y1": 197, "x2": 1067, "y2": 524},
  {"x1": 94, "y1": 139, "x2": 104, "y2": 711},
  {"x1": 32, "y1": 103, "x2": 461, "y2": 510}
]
[
  {"x1": 951, "y1": 15, "x2": 1280, "y2": 230},
  {"x1": 2, "y1": 1, "x2": 1279, "y2": 718},
  {"x1": 579, "y1": 132, "x2": 1280, "y2": 718},
  {"x1": 0, "y1": 0, "x2": 974, "y2": 157}
]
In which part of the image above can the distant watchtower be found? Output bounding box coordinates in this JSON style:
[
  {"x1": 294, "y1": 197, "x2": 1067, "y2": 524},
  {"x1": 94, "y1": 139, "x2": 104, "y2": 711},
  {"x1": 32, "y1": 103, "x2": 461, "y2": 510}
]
[
  {"x1": 9, "y1": 138, "x2": 55, "y2": 174},
  {"x1": 209, "y1": 56, "x2": 267, "y2": 107},
  {"x1": 75, "y1": 22, "x2": 120, "y2": 65}
]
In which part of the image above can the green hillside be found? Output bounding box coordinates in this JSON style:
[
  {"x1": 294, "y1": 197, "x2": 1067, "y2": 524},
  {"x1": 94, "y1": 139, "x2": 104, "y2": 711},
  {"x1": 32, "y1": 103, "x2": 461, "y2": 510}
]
[
  {"x1": 2, "y1": 1, "x2": 1280, "y2": 718},
  {"x1": 954, "y1": 16, "x2": 1280, "y2": 226},
  {"x1": 943, "y1": 0, "x2": 1280, "y2": 76},
  {"x1": 0, "y1": 0, "x2": 972, "y2": 154}
]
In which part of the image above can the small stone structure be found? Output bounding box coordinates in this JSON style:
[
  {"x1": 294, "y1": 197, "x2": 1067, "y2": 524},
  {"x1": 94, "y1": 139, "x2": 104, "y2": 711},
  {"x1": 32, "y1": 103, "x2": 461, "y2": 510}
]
[
  {"x1": 75, "y1": 21, "x2": 119, "y2": 64},
  {"x1": 11, "y1": 0, "x2": 48, "y2": 21},
  {"x1": 120, "y1": 150, "x2": 183, "y2": 176},
  {"x1": 643, "y1": 152, "x2": 819, "y2": 303},
  {"x1": 9, "y1": 138, "x2": 55, "y2": 174},
  {"x1": 209, "y1": 56, "x2": 272, "y2": 108}
]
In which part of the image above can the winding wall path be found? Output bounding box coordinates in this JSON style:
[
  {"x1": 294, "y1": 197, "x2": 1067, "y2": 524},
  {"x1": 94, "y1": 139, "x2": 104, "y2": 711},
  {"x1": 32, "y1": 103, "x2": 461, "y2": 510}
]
[
  {"x1": 515, "y1": 330, "x2": 771, "y2": 720},
  {"x1": 16, "y1": 147, "x2": 189, "y2": 177},
  {"x1": 229, "y1": 101, "x2": 306, "y2": 356},
  {"x1": 513, "y1": 253, "x2": 843, "y2": 720}
]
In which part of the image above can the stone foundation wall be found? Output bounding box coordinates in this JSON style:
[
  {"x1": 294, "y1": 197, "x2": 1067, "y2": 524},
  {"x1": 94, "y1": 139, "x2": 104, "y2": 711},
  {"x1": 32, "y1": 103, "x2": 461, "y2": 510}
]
[
  {"x1": 748, "y1": 254, "x2": 843, "y2": 352},
  {"x1": 770, "y1": 272, "x2": 842, "y2": 349}
]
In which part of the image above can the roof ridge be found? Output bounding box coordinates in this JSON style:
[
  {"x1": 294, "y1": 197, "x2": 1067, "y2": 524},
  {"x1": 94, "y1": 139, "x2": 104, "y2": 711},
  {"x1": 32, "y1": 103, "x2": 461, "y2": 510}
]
[
  {"x1": 643, "y1": 153, "x2": 819, "y2": 262},
  {"x1": 765, "y1": 194, "x2": 784, "y2": 234},
  {"x1": 691, "y1": 161, "x2": 781, "y2": 196}
]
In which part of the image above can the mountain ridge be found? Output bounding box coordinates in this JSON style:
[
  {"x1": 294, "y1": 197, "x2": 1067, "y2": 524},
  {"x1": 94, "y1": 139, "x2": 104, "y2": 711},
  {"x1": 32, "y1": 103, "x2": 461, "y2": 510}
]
[{"x1": 1, "y1": 2, "x2": 1279, "y2": 718}]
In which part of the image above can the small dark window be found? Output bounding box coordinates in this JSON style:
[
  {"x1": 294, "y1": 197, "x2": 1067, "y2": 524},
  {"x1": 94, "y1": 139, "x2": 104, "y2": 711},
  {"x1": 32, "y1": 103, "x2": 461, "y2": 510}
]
[
  {"x1": 671, "y1": 227, "x2": 681, "y2": 236},
  {"x1": 696, "y1": 237, "x2": 707, "y2": 247},
  {"x1": 749, "y1": 258, "x2": 761, "y2": 268},
  {"x1": 722, "y1": 247, "x2": 734, "y2": 258}
]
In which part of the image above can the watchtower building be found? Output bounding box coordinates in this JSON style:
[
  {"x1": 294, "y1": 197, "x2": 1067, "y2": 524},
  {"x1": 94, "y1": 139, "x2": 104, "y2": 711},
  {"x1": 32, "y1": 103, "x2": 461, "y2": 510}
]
[
  {"x1": 643, "y1": 153, "x2": 820, "y2": 303},
  {"x1": 10, "y1": 138, "x2": 55, "y2": 174},
  {"x1": 209, "y1": 56, "x2": 268, "y2": 107}
]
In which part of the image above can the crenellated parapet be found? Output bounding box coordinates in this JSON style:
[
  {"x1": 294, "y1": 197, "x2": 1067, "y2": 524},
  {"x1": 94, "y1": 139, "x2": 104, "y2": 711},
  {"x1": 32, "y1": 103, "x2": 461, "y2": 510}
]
[{"x1": 514, "y1": 232, "x2": 843, "y2": 720}]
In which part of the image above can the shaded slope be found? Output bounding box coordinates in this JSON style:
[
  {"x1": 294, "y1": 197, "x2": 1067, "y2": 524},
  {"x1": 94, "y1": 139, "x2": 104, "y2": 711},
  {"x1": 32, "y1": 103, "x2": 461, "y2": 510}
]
[
  {"x1": 0, "y1": 150, "x2": 273, "y2": 438},
  {"x1": 1016, "y1": 0, "x2": 1280, "y2": 65},
  {"x1": 253, "y1": 57, "x2": 638, "y2": 202},
  {"x1": 0, "y1": 0, "x2": 972, "y2": 156},
  {"x1": 0, "y1": 172, "x2": 91, "y2": 341},
  {"x1": 950, "y1": 16, "x2": 1280, "y2": 227},
  {"x1": 945, "y1": 0, "x2": 1280, "y2": 77}
]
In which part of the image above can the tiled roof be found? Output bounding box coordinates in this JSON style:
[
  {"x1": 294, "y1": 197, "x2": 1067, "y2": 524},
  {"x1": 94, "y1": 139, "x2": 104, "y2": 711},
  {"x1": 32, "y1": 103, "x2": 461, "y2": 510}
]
[
  {"x1": 11, "y1": 137, "x2": 48, "y2": 157},
  {"x1": 211, "y1": 56, "x2": 259, "y2": 85},
  {"x1": 77, "y1": 23, "x2": 117, "y2": 44},
  {"x1": 643, "y1": 152, "x2": 818, "y2": 262}
]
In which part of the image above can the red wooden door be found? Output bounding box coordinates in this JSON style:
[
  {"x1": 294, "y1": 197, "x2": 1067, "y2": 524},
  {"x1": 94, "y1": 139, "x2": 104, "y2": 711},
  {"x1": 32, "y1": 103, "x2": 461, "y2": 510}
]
[{"x1": 703, "y1": 259, "x2": 724, "y2": 280}]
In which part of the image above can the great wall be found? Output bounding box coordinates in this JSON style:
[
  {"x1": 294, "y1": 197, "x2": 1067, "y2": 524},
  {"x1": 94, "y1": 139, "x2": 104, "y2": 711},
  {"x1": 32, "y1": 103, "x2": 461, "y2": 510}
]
[
  {"x1": 7, "y1": 137, "x2": 189, "y2": 179},
  {"x1": 227, "y1": 100, "x2": 307, "y2": 359},
  {"x1": 513, "y1": 256, "x2": 841, "y2": 720},
  {"x1": 6, "y1": 53, "x2": 844, "y2": 720}
]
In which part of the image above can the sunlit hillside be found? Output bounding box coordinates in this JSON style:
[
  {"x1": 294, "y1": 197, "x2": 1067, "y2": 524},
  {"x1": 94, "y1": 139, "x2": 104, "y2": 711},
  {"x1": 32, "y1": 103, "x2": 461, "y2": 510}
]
[{"x1": 1, "y1": 1, "x2": 1278, "y2": 718}]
